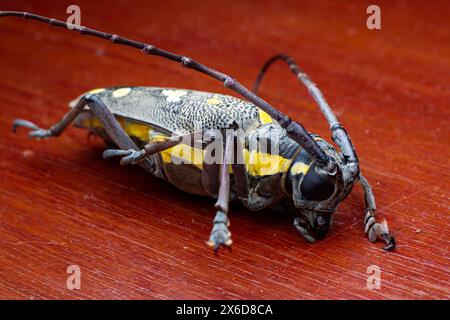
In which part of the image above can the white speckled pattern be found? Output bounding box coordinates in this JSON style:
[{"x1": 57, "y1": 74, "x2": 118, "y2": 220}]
[{"x1": 70, "y1": 87, "x2": 261, "y2": 134}]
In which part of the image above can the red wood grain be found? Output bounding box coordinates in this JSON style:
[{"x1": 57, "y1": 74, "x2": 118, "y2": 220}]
[{"x1": 0, "y1": 0, "x2": 449, "y2": 299}]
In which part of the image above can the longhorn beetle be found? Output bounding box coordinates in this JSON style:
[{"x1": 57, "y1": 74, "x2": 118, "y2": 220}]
[{"x1": 1, "y1": 11, "x2": 396, "y2": 252}]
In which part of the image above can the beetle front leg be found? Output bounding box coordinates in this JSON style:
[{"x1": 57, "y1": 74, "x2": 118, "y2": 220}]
[{"x1": 360, "y1": 174, "x2": 396, "y2": 251}]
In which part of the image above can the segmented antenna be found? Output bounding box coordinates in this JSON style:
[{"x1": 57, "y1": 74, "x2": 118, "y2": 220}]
[
  {"x1": 253, "y1": 54, "x2": 358, "y2": 165},
  {"x1": 0, "y1": 10, "x2": 333, "y2": 169}
]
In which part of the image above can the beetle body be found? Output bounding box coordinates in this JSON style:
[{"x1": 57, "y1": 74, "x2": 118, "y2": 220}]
[{"x1": 72, "y1": 86, "x2": 342, "y2": 215}]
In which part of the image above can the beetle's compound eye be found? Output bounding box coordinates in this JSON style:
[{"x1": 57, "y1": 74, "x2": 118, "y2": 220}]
[{"x1": 300, "y1": 164, "x2": 336, "y2": 201}]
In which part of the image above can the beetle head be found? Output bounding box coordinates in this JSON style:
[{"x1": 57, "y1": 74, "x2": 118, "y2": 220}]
[
  {"x1": 286, "y1": 141, "x2": 358, "y2": 243},
  {"x1": 287, "y1": 160, "x2": 338, "y2": 242}
]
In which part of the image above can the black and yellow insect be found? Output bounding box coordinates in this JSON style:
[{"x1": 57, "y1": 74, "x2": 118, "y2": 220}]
[{"x1": 1, "y1": 11, "x2": 396, "y2": 252}]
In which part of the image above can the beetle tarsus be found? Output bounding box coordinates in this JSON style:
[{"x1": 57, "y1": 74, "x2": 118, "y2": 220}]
[
  {"x1": 12, "y1": 119, "x2": 53, "y2": 139},
  {"x1": 360, "y1": 175, "x2": 396, "y2": 251},
  {"x1": 365, "y1": 216, "x2": 396, "y2": 251},
  {"x1": 28, "y1": 128, "x2": 53, "y2": 139},
  {"x1": 12, "y1": 119, "x2": 39, "y2": 133},
  {"x1": 121, "y1": 150, "x2": 145, "y2": 165},
  {"x1": 382, "y1": 233, "x2": 396, "y2": 251},
  {"x1": 103, "y1": 148, "x2": 145, "y2": 165},
  {"x1": 207, "y1": 211, "x2": 232, "y2": 252}
]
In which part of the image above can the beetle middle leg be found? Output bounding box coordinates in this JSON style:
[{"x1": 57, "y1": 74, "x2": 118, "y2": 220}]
[
  {"x1": 103, "y1": 132, "x2": 198, "y2": 166},
  {"x1": 206, "y1": 130, "x2": 235, "y2": 252}
]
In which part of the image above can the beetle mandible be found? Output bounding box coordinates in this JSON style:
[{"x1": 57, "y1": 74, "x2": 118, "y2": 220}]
[{"x1": 0, "y1": 11, "x2": 396, "y2": 252}]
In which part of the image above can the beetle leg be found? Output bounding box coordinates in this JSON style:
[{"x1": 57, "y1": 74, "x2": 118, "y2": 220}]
[
  {"x1": 360, "y1": 174, "x2": 396, "y2": 251},
  {"x1": 103, "y1": 149, "x2": 146, "y2": 165},
  {"x1": 12, "y1": 97, "x2": 89, "y2": 139},
  {"x1": 81, "y1": 94, "x2": 154, "y2": 172},
  {"x1": 12, "y1": 94, "x2": 153, "y2": 172},
  {"x1": 202, "y1": 129, "x2": 248, "y2": 200},
  {"x1": 202, "y1": 130, "x2": 222, "y2": 197},
  {"x1": 103, "y1": 133, "x2": 196, "y2": 165},
  {"x1": 231, "y1": 131, "x2": 249, "y2": 200},
  {"x1": 207, "y1": 131, "x2": 234, "y2": 252}
]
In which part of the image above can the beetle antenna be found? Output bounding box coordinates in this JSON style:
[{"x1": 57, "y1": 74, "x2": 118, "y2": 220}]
[
  {"x1": 0, "y1": 10, "x2": 335, "y2": 172},
  {"x1": 254, "y1": 54, "x2": 359, "y2": 170}
]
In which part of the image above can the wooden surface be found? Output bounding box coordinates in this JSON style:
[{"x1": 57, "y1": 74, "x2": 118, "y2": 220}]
[{"x1": 0, "y1": 0, "x2": 449, "y2": 300}]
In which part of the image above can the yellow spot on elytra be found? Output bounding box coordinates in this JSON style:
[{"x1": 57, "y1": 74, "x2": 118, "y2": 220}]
[
  {"x1": 243, "y1": 149, "x2": 292, "y2": 176},
  {"x1": 258, "y1": 109, "x2": 273, "y2": 124},
  {"x1": 290, "y1": 162, "x2": 311, "y2": 175},
  {"x1": 112, "y1": 87, "x2": 131, "y2": 98},
  {"x1": 121, "y1": 120, "x2": 150, "y2": 141},
  {"x1": 207, "y1": 97, "x2": 222, "y2": 105},
  {"x1": 89, "y1": 88, "x2": 105, "y2": 94},
  {"x1": 80, "y1": 116, "x2": 151, "y2": 142}
]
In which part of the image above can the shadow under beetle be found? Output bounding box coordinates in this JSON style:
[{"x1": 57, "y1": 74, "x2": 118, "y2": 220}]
[{"x1": 1, "y1": 11, "x2": 396, "y2": 252}]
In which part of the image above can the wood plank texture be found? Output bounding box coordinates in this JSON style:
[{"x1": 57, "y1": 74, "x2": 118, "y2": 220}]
[{"x1": 0, "y1": 0, "x2": 448, "y2": 299}]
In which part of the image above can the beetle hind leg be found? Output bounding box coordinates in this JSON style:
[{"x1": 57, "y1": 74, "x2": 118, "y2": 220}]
[
  {"x1": 12, "y1": 94, "x2": 108, "y2": 140},
  {"x1": 11, "y1": 95, "x2": 101, "y2": 143},
  {"x1": 13, "y1": 93, "x2": 154, "y2": 173},
  {"x1": 12, "y1": 119, "x2": 53, "y2": 139}
]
